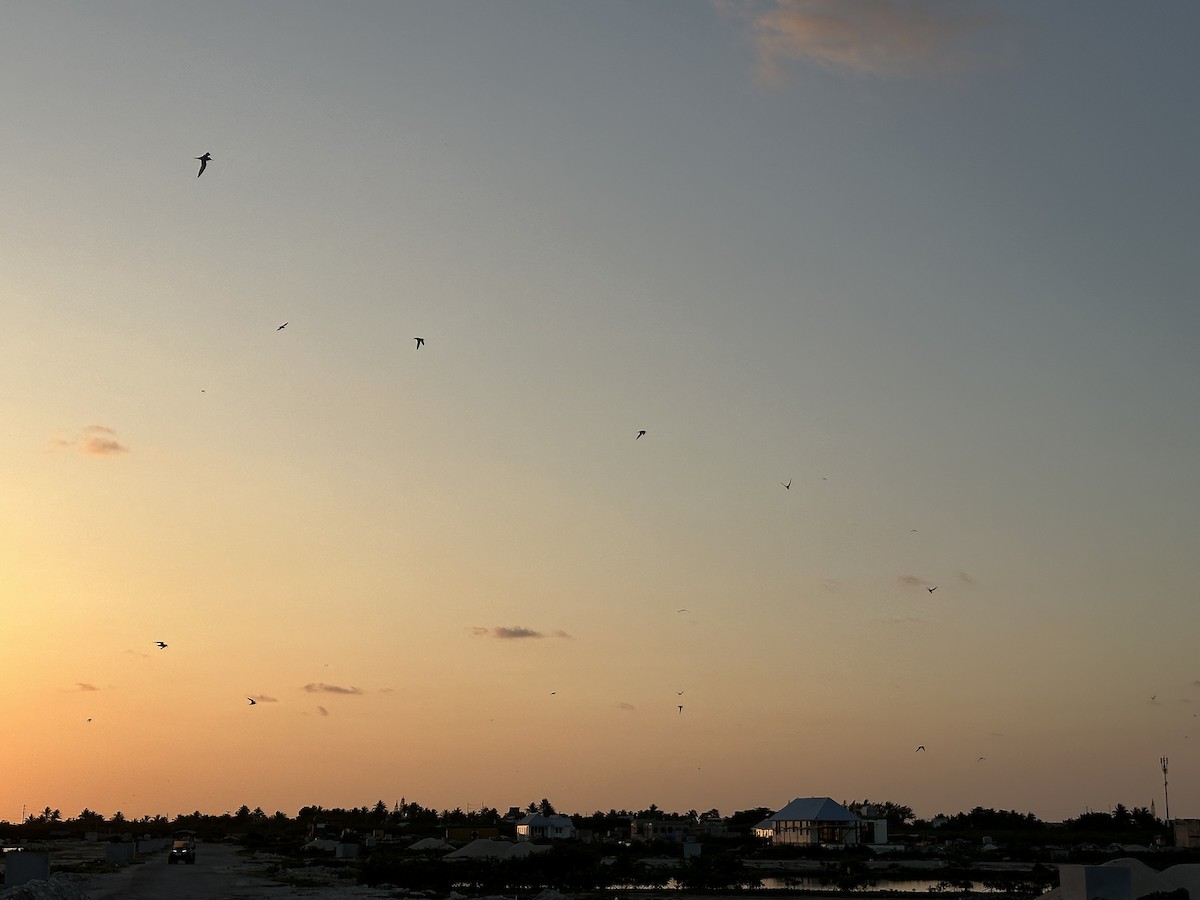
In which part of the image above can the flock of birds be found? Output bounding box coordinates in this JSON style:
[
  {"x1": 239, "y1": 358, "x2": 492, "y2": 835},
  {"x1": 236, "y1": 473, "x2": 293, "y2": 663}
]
[{"x1": 81, "y1": 151, "x2": 960, "y2": 766}]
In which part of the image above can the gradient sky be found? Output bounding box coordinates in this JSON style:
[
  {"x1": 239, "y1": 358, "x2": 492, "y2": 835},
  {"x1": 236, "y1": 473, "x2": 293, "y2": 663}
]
[{"x1": 3, "y1": 1, "x2": 1199, "y2": 825}]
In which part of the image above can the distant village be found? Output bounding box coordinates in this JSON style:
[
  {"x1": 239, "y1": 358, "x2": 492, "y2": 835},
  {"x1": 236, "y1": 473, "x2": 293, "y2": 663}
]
[
  {"x1": 8, "y1": 796, "x2": 1200, "y2": 895},
  {"x1": 7, "y1": 794, "x2": 1199, "y2": 858}
]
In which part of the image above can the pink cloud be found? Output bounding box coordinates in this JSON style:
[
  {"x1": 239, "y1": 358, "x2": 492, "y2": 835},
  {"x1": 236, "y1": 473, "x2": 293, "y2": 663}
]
[
  {"x1": 724, "y1": 0, "x2": 996, "y2": 84},
  {"x1": 54, "y1": 424, "x2": 130, "y2": 456}
]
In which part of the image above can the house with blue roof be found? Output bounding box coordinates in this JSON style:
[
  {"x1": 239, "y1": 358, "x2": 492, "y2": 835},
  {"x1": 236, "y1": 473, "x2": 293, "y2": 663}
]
[{"x1": 764, "y1": 797, "x2": 867, "y2": 846}]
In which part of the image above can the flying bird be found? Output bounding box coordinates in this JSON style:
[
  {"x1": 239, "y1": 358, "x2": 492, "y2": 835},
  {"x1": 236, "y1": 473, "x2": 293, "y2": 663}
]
[
  {"x1": 414, "y1": 337, "x2": 424, "y2": 348},
  {"x1": 155, "y1": 641, "x2": 168, "y2": 649},
  {"x1": 195, "y1": 152, "x2": 211, "y2": 177},
  {"x1": 781, "y1": 480, "x2": 791, "y2": 490},
  {"x1": 247, "y1": 697, "x2": 257, "y2": 706},
  {"x1": 636, "y1": 430, "x2": 646, "y2": 439},
  {"x1": 927, "y1": 586, "x2": 937, "y2": 593},
  {"x1": 676, "y1": 691, "x2": 684, "y2": 696},
  {"x1": 277, "y1": 322, "x2": 287, "y2": 331},
  {"x1": 915, "y1": 745, "x2": 925, "y2": 752},
  {"x1": 677, "y1": 705, "x2": 684, "y2": 714}
]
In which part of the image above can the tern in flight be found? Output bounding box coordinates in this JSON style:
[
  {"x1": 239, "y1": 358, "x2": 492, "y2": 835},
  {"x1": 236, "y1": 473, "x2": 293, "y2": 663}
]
[
  {"x1": 636, "y1": 430, "x2": 646, "y2": 439},
  {"x1": 155, "y1": 641, "x2": 168, "y2": 649},
  {"x1": 247, "y1": 697, "x2": 257, "y2": 706},
  {"x1": 277, "y1": 322, "x2": 288, "y2": 331},
  {"x1": 195, "y1": 152, "x2": 211, "y2": 177},
  {"x1": 414, "y1": 337, "x2": 425, "y2": 348},
  {"x1": 915, "y1": 745, "x2": 925, "y2": 752},
  {"x1": 927, "y1": 586, "x2": 937, "y2": 593},
  {"x1": 677, "y1": 705, "x2": 684, "y2": 714},
  {"x1": 781, "y1": 480, "x2": 791, "y2": 490}
]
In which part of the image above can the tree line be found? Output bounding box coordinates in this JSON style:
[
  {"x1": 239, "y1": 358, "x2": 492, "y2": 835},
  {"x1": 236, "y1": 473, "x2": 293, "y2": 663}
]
[{"x1": 3, "y1": 798, "x2": 1169, "y2": 844}]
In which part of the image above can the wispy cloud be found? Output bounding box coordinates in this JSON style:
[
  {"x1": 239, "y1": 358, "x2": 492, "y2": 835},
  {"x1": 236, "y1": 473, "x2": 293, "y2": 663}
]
[
  {"x1": 959, "y1": 571, "x2": 977, "y2": 585},
  {"x1": 302, "y1": 682, "x2": 363, "y2": 695},
  {"x1": 317, "y1": 705, "x2": 329, "y2": 716},
  {"x1": 721, "y1": 0, "x2": 997, "y2": 85},
  {"x1": 74, "y1": 682, "x2": 99, "y2": 692},
  {"x1": 54, "y1": 424, "x2": 130, "y2": 457},
  {"x1": 248, "y1": 694, "x2": 278, "y2": 703},
  {"x1": 617, "y1": 702, "x2": 636, "y2": 712},
  {"x1": 881, "y1": 615, "x2": 926, "y2": 626},
  {"x1": 472, "y1": 626, "x2": 573, "y2": 640},
  {"x1": 899, "y1": 574, "x2": 930, "y2": 587}
]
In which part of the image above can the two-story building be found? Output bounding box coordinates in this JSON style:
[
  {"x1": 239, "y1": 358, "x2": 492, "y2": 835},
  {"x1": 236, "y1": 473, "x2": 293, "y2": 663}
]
[{"x1": 762, "y1": 797, "x2": 865, "y2": 846}]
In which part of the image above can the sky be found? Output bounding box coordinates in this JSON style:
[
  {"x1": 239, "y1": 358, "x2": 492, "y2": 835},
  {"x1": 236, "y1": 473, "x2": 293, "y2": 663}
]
[{"x1": 3, "y1": 0, "x2": 1199, "y2": 826}]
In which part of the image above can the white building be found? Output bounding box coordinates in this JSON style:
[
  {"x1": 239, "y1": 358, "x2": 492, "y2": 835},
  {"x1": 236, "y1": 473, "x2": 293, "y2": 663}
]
[
  {"x1": 763, "y1": 797, "x2": 864, "y2": 847},
  {"x1": 515, "y1": 813, "x2": 577, "y2": 842}
]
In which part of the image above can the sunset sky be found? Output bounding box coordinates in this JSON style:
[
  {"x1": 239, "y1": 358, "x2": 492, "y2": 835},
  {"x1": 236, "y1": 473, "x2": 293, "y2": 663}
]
[{"x1": 3, "y1": 1, "x2": 1199, "y2": 825}]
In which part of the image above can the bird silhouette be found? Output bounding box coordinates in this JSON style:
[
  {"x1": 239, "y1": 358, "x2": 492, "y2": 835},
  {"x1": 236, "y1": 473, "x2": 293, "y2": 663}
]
[
  {"x1": 676, "y1": 690, "x2": 684, "y2": 696},
  {"x1": 155, "y1": 641, "x2": 168, "y2": 649},
  {"x1": 636, "y1": 430, "x2": 646, "y2": 439},
  {"x1": 677, "y1": 705, "x2": 684, "y2": 714},
  {"x1": 195, "y1": 152, "x2": 211, "y2": 177},
  {"x1": 927, "y1": 586, "x2": 937, "y2": 593},
  {"x1": 781, "y1": 480, "x2": 791, "y2": 490},
  {"x1": 247, "y1": 697, "x2": 257, "y2": 706},
  {"x1": 414, "y1": 337, "x2": 424, "y2": 348},
  {"x1": 915, "y1": 745, "x2": 925, "y2": 752},
  {"x1": 277, "y1": 322, "x2": 288, "y2": 331}
]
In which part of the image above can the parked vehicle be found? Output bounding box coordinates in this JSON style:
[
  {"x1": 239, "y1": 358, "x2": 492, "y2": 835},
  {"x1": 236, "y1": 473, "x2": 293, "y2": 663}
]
[{"x1": 168, "y1": 837, "x2": 196, "y2": 864}]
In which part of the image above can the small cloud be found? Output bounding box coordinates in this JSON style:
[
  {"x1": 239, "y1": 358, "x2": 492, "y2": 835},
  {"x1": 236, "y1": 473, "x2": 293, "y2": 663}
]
[
  {"x1": 881, "y1": 615, "x2": 926, "y2": 625},
  {"x1": 821, "y1": 578, "x2": 841, "y2": 592},
  {"x1": 617, "y1": 702, "x2": 636, "y2": 712},
  {"x1": 54, "y1": 424, "x2": 129, "y2": 457},
  {"x1": 379, "y1": 687, "x2": 395, "y2": 694},
  {"x1": 317, "y1": 705, "x2": 329, "y2": 716},
  {"x1": 472, "y1": 626, "x2": 572, "y2": 640},
  {"x1": 248, "y1": 694, "x2": 278, "y2": 703},
  {"x1": 82, "y1": 436, "x2": 129, "y2": 456},
  {"x1": 124, "y1": 649, "x2": 149, "y2": 659},
  {"x1": 494, "y1": 626, "x2": 542, "y2": 640},
  {"x1": 958, "y1": 571, "x2": 977, "y2": 585},
  {"x1": 302, "y1": 682, "x2": 363, "y2": 695},
  {"x1": 722, "y1": 0, "x2": 999, "y2": 85},
  {"x1": 75, "y1": 683, "x2": 99, "y2": 692},
  {"x1": 899, "y1": 575, "x2": 928, "y2": 587}
]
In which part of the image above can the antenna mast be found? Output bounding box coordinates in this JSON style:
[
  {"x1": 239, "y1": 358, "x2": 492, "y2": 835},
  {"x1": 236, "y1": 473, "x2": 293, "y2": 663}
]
[{"x1": 1161, "y1": 756, "x2": 1170, "y2": 823}]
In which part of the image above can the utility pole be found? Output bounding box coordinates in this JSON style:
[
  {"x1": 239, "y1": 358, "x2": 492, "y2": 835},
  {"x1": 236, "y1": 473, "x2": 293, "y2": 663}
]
[{"x1": 1161, "y1": 757, "x2": 1170, "y2": 824}]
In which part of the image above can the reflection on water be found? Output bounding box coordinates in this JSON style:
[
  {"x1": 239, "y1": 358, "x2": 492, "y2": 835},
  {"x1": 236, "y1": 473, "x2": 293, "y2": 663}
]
[{"x1": 617, "y1": 877, "x2": 1009, "y2": 893}]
